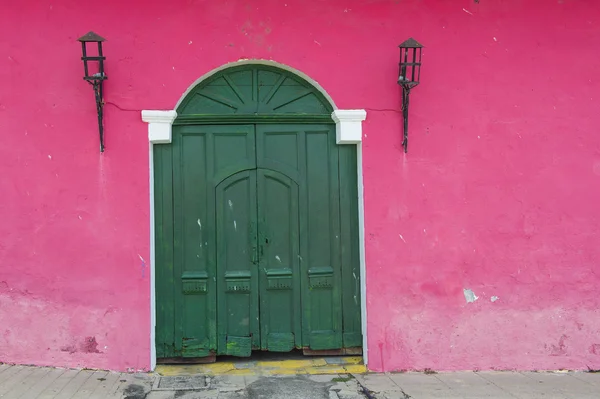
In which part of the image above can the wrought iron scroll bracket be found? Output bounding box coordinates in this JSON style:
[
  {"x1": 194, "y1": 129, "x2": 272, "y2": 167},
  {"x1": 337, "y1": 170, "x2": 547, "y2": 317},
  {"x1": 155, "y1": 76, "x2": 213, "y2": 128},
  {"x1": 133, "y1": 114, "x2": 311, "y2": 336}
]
[
  {"x1": 89, "y1": 80, "x2": 105, "y2": 152},
  {"x1": 400, "y1": 84, "x2": 411, "y2": 153}
]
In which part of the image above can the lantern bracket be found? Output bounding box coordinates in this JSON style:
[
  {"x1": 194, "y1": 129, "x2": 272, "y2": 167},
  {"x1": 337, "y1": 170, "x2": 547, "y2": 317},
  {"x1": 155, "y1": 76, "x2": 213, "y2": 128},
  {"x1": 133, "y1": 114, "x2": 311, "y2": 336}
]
[
  {"x1": 90, "y1": 80, "x2": 105, "y2": 152},
  {"x1": 400, "y1": 84, "x2": 411, "y2": 153}
]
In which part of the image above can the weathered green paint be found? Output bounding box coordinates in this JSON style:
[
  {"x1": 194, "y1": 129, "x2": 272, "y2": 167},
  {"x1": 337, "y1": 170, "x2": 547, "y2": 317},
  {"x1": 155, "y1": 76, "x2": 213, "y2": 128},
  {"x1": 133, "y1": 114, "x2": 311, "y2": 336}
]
[
  {"x1": 154, "y1": 65, "x2": 361, "y2": 360},
  {"x1": 154, "y1": 144, "x2": 174, "y2": 358},
  {"x1": 339, "y1": 145, "x2": 363, "y2": 348}
]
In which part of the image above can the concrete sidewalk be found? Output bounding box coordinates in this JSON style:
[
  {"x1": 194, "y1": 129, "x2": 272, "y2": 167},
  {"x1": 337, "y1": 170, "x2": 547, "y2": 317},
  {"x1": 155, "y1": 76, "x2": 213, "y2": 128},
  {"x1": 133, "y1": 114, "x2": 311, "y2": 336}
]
[
  {"x1": 355, "y1": 371, "x2": 600, "y2": 399},
  {"x1": 0, "y1": 363, "x2": 153, "y2": 398},
  {"x1": 0, "y1": 362, "x2": 599, "y2": 398}
]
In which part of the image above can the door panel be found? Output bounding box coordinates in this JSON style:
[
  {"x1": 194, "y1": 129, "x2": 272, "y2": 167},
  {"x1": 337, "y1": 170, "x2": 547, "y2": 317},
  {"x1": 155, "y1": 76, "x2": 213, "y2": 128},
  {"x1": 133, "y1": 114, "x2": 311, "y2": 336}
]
[
  {"x1": 172, "y1": 131, "x2": 213, "y2": 357},
  {"x1": 168, "y1": 125, "x2": 255, "y2": 358},
  {"x1": 215, "y1": 171, "x2": 259, "y2": 356},
  {"x1": 304, "y1": 128, "x2": 343, "y2": 350},
  {"x1": 208, "y1": 125, "x2": 257, "y2": 355},
  {"x1": 154, "y1": 144, "x2": 175, "y2": 358},
  {"x1": 257, "y1": 169, "x2": 301, "y2": 351},
  {"x1": 256, "y1": 127, "x2": 301, "y2": 182},
  {"x1": 256, "y1": 124, "x2": 343, "y2": 350}
]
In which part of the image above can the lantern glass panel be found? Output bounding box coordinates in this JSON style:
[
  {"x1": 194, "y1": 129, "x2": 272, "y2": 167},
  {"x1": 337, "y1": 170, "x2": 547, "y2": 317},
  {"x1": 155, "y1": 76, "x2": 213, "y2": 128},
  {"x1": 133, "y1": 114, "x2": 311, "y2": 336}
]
[
  {"x1": 398, "y1": 38, "x2": 423, "y2": 88},
  {"x1": 78, "y1": 32, "x2": 106, "y2": 81},
  {"x1": 398, "y1": 47, "x2": 421, "y2": 86},
  {"x1": 82, "y1": 43, "x2": 106, "y2": 80}
]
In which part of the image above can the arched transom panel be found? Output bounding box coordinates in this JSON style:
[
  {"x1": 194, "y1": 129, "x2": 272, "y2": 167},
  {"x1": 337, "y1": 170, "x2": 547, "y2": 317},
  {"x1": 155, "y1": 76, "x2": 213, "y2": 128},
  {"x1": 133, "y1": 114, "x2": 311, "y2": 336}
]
[{"x1": 176, "y1": 65, "x2": 334, "y2": 118}]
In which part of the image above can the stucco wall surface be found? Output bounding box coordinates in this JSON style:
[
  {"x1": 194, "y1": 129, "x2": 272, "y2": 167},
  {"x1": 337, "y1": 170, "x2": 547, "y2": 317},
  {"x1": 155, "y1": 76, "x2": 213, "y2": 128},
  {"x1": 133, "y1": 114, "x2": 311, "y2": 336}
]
[{"x1": 0, "y1": 0, "x2": 599, "y2": 372}]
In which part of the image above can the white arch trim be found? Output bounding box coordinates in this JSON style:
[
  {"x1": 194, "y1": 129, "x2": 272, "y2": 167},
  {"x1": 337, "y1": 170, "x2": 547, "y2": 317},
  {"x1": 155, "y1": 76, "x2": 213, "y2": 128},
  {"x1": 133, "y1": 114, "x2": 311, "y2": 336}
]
[
  {"x1": 142, "y1": 62, "x2": 367, "y2": 371},
  {"x1": 173, "y1": 59, "x2": 339, "y2": 111}
]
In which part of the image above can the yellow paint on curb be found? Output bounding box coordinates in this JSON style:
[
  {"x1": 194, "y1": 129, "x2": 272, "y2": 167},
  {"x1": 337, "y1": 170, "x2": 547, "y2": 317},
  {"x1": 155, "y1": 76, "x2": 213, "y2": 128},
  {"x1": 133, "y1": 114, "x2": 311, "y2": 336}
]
[{"x1": 156, "y1": 356, "x2": 366, "y2": 376}]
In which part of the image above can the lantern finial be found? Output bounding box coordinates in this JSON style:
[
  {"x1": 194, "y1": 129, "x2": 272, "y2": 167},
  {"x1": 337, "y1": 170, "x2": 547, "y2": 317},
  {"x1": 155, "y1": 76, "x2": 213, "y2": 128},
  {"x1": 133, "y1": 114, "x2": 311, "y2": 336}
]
[
  {"x1": 77, "y1": 31, "x2": 106, "y2": 42},
  {"x1": 398, "y1": 37, "x2": 423, "y2": 49}
]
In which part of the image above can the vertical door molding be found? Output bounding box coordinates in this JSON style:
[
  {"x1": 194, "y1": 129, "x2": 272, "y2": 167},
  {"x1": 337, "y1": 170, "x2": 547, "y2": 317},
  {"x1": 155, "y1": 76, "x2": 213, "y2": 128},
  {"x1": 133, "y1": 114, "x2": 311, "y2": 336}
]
[{"x1": 143, "y1": 107, "x2": 367, "y2": 370}]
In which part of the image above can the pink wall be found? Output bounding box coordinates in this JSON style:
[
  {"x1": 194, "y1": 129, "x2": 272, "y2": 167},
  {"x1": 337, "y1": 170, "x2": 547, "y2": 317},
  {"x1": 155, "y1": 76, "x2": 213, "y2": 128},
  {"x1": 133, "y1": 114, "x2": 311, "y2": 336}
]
[{"x1": 1, "y1": 0, "x2": 599, "y2": 372}]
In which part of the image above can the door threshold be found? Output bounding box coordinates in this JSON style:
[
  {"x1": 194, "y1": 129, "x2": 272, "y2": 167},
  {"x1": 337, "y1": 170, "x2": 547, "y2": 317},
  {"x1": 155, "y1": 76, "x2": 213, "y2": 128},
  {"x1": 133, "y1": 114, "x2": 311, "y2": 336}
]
[
  {"x1": 303, "y1": 347, "x2": 363, "y2": 356},
  {"x1": 159, "y1": 354, "x2": 217, "y2": 364},
  {"x1": 156, "y1": 354, "x2": 365, "y2": 376}
]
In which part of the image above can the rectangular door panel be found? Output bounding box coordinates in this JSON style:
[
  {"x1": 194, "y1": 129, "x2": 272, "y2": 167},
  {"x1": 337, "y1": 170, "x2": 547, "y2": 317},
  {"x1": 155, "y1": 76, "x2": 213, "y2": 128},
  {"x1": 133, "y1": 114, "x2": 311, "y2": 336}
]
[
  {"x1": 212, "y1": 128, "x2": 256, "y2": 183},
  {"x1": 256, "y1": 125, "x2": 302, "y2": 183}
]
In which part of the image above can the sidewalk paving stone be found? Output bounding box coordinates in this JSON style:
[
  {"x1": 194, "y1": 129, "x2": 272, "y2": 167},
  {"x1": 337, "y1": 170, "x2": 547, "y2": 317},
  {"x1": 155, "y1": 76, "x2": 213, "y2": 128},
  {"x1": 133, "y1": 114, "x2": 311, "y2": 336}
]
[
  {"x1": 0, "y1": 366, "x2": 35, "y2": 397},
  {"x1": 3, "y1": 366, "x2": 51, "y2": 399},
  {"x1": 519, "y1": 372, "x2": 599, "y2": 398},
  {"x1": 570, "y1": 372, "x2": 600, "y2": 388},
  {"x1": 72, "y1": 370, "x2": 109, "y2": 398},
  {"x1": 386, "y1": 372, "x2": 453, "y2": 398},
  {"x1": 89, "y1": 370, "x2": 122, "y2": 399},
  {"x1": 20, "y1": 367, "x2": 65, "y2": 399},
  {"x1": 354, "y1": 373, "x2": 402, "y2": 392},
  {"x1": 434, "y1": 372, "x2": 511, "y2": 398},
  {"x1": 52, "y1": 369, "x2": 92, "y2": 399},
  {"x1": 37, "y1": 368, "x2": 82, "y2": 399}
]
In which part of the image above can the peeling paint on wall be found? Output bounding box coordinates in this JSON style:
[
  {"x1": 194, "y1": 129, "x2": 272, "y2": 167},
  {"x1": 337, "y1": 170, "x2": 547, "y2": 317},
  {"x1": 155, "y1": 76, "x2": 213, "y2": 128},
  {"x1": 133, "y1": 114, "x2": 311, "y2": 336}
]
[
  {"x1": 463, "y1": 289, "x2": 479, "y2": 303},
  {"x1": 138, "y1": 254, "x2": 146, "y2": 278},
  {"x1": 60, "y1": 336, "x2": 102, "y2": 354},
  {"x1": 549, "y1": 334, "x2": 568, "y2": 356}
]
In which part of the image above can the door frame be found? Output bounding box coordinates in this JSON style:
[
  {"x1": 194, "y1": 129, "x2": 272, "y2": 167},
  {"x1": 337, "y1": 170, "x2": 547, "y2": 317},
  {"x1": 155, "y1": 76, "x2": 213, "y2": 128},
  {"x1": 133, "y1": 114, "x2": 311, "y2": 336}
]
[{"x1": 142, "y1": 60, "x2": 368, "y2": 370}]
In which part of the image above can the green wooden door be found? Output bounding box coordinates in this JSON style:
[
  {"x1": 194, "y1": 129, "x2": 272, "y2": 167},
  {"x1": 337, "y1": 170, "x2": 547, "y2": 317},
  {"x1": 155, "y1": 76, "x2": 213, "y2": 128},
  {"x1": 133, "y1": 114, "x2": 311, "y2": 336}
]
[
  {"x1": 255, "y1": 124, "x2": 344, "y2": 351},
  {"x1": 166, "y1": 124, "x2": 256, "y2": 358},
  {"x1": 154, "y1": 65, "x2": 361, "y2": 360}
]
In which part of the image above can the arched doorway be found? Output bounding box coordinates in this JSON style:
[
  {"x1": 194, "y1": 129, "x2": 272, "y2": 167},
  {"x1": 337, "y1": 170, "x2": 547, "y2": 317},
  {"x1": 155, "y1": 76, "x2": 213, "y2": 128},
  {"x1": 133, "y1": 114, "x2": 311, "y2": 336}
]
[{"x1": 152, "y1": 63, "x2": 362, "y2": 362}]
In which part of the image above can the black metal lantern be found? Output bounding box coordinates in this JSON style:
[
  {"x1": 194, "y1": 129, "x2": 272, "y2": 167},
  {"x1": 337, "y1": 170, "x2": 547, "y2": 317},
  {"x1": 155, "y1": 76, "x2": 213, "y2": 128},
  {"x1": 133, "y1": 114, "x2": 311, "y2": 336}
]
[
  {"x1": 78, "y1": 31, "x2": 107, "y2": 152},
  {"x1": 397, "y1": 38, "x2": 423, "y2": 153}
]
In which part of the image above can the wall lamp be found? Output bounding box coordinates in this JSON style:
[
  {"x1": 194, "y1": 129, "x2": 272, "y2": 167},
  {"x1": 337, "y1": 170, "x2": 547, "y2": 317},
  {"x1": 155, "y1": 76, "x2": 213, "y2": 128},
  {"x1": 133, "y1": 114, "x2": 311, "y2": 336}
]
[
  {"x1": 398, "y1": 38, "x2": 423, "y2": 153},
  {"x1": 78, "y1": 31, "x2": 107, "y2": 152}
]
